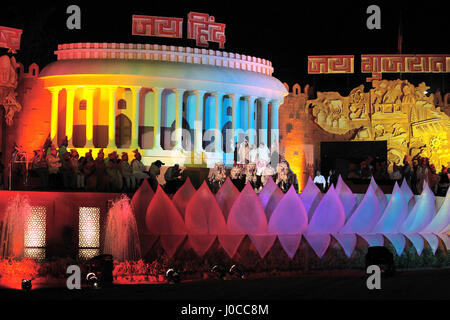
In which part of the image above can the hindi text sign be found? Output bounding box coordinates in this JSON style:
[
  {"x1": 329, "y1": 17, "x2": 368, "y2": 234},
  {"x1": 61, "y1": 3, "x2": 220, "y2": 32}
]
[
  {"x1": 0, "y1": 26, "x2": 22, "y2": 53},
  {"x1": 132, "y1": 15, "x2": 183, "y2": 39},
  {"x1": 308, "y1": 55, "x2": 354, "y2": 74}
]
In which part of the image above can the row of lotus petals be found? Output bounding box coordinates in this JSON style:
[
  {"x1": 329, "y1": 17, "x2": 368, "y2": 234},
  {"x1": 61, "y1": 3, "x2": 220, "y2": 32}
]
[{"x1": 129, "y1": 176, "x2": 449, "y2": 259}]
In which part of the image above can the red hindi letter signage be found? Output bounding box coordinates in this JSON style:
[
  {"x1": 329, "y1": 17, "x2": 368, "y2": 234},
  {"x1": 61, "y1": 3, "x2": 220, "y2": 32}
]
[
  {"x1": 132, "y1": 15, "x2": 183, "y2": 38},
  {"x1": 308, "y1": 55, "x2": 354, "y2": 74},
  {"x1": 187, "y1": 12, "x2": 226, "y2": 49},
  {"x1": 0, "y1": 26, "x2": 22, "y2": 52}
]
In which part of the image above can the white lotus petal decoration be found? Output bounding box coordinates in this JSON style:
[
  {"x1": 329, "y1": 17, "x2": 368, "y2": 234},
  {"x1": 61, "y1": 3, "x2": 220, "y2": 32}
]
[
  {"x1": 420, "y1": 233, "x2": 439, "y2": 254},
  {"x1": 340, "y1": 186, "x2": 381, "y2": 234},
  {"x1": 384, "y1": 234, "x2": 406, "y2": 256},
  {"x1": 404, "y1": 233, "x2": 425, "y2": 255},
  {"x1": 369, "y1": 176, "x2": 388, "y2": 212},
  {"x1": 307, "y1": 185, "x2": 345, "y2": 234},
  {"x1": 421, "y1": 186, "x2": 450, "y2": 233},
  {"x1": 335, "y1": 175, "x2": 357, "y2": 221},
  {"x1": 332, "y1": 233, "x2": 357, "y2": 258},
  {"x1": 437, "y1": 233, "x2": 449, "y2": 250},
  {"x1": 371, "y1": 182, "x2": 407, "y2": 234},
  {"x1": 400, "y1": 182, "x2": 435, "y2": 233},
  {"x1": 359, "y1": 234, "x2": 384, "y2": 247},
  {"x1": 400, "y1": 177, "x2": 414, "y2": 203},
  {"x1": 299, "y1": 176, "x2": 323, "y2": 221}
]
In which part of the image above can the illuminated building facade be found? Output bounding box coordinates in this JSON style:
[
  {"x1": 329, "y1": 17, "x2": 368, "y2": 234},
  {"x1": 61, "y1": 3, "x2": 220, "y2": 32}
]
[{"x1": 35, "y1": 43, "x2": 287, "y2": 167}]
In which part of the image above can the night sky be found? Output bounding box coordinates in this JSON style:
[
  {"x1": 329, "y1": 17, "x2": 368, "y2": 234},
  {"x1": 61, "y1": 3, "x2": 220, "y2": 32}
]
[{"x1": 1, "y1": 0, "x2": 449, "y2": 94}]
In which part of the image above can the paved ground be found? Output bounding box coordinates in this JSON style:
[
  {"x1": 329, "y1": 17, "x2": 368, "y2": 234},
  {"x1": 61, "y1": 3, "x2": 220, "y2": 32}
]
[{"x1": 0, "y1": 269, "x2": 447, "y2": 318}]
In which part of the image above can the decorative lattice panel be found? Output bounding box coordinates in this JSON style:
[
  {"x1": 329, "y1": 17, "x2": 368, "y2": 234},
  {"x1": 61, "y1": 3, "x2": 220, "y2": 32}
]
[
  {"x1": 24, "y1": 248, "x2": 46, "y2": 260},
  {"x1": 23, "y1": 206, "x2": 47, "y2": 260},
  {"x1": 79, "y1": 248, "x2": 100, "y2": 260},
  {"x1": 24, "y1": 206, "x2": 46, "y2": 248},
  {"x1": 79, "y1": 207, "x2": 100, "y2": 248}
]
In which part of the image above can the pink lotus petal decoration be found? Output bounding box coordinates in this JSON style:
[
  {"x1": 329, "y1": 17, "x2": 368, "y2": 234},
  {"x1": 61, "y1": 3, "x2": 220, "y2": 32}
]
[
  {"x1": 304, "y1": 234, "x2": 330, "y2": 258},
  {"x1": 145, "y1": 186, "x2": 187, "y2": 257},
  {"x1": 215, "y1": 177, "x2": 240, "y2": 221},
  {"x1": 268, "y1": 186, "x2": 308, "y2": 235},
  {"x1": 268, "y1": 186, "x2": 308, "y2": 258},
  {"x1": 185, "y1": 182, "x2": 227, "y2": 257},
  {"x1": 227, "y1": 183, "x2": 268, "y2": 235},
  {"x1": 249, "y1": 234, "x2": 277, "y2": 258},
  {"x1": 226, "y1": 183, "x2": 269, "y2": 258},
  {"x1": 131, "y1": 179, "x2": 154, "y2": 232},
  {"x1": 299, "y1": 176, "x2": 323, "y2": 221},
  {"x1": 259, "y1": 177, "x2": 284, "y2": 221},
  {"x1": 277, "y1": 235, "x2": 303, "y2": 259},
  {"x1": 307, "y1": 185, "x2": 345, "y2": 234},
  {"x1": 172, "y1": 177, "x2": 196, "y2": 219}
]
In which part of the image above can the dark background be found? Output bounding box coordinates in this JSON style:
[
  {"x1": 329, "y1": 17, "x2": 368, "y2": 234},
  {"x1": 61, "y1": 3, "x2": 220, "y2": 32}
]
[
  {"x1": 0, "y1": 0, "x2": 448, "y2": 94},
  {"x1": 320, "y1": 141, "x2": 388, "y2": 178}
]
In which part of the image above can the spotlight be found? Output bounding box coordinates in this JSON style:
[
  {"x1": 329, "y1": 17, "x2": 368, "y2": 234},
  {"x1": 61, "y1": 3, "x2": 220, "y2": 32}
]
[
  {"x1": 229, "y1": 264, "x2": 245, "y2": 279},
  {"x1": 365, "y1": 246, "x2": 396, "y2": 277},
  {"x1": 86, "y1": 272, "x2": 100, "y2": 289},
  {"x1": 165, "y1": 268, "x2": 181, "y2": 284},
  {"x1": 211, "y1": 265, "x2": 227, "y2": 280},
  {"x1": 86, "y1": 254, "x2": 114, "y2": 287},
  {"x1": 21, "y1": 279, "x2": 32, "y2": 291}
]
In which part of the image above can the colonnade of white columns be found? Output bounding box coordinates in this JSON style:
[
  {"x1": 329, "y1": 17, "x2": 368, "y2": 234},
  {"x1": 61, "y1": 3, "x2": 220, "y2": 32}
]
[{"x1": 47, "y1": 85, "x2": 282, "y2": 153}]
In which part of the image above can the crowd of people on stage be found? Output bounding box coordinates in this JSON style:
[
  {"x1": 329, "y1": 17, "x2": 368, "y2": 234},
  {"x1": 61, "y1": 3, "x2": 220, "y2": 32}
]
[
  {"x1": 4, "y1": 135, "x2": 448, "y2": 197},
  {"x1": 208, "y1": 139, "x2": 299, "y2": 194},
  {"x1": 26, "y1": 137, "x2": 156, "y2": 193},
  {"x1": 345, "y1": 155, "x2": 450, "y2": 196}
]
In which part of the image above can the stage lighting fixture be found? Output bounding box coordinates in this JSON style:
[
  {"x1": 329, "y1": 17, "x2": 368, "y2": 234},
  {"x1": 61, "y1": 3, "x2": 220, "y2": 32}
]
[
  {"x1": 21, "y1": 279, "x2": 32, "y2": 291},
  {"x1": 86, "y1": 254, "x2": 114, "y2": 287},
  {"x1": 211, "y1": 265, "x2": 227, "y2": 280},
  {"x1": 86, "y1": 272, "x2": 100, "y2": 289},
  {"x1": 229, "y1": 264, "x2": 245, "y2": 279},
  {"x1": 365, "y1": 246, "x2": 396, "y2": 276},
  {"x1": 165, "y1": 268, "x2": 181, "y2": 284}
]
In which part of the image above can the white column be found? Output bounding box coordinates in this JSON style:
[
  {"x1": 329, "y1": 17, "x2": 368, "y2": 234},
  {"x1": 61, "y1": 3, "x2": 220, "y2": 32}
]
[
  {"x1": 260, "y1": 98, "x2": 269, "y2": 146},
  {"x1": 49, "y1": 87, "x2": 61, "y2": 144},
  {"x1": 152, "y1": 87, "x2": 163, "y2": 150},
  {"x1": 65, "y1": 87, "x2": 76, "y2": 147},
  {"x1": 174, "y1": 88, "x2": 185, "y2": 150},
  {"x1": 270, "y1": 99, "x2": 282, "y2": 152},
  {"x1": 247, "y1": 96, "x2": 256, "y2": 147},
  {"x1": 231, "y1": 93, "x2": 241, "y2": 145},
  {"x1": 130, "y1": 86, "x2": 142, "y2": 149},
  {"x1": 85, "y1": 87, "x2": 95, "y2": 148},
  {"x1": 107, "y1": 86, "x2": 118, "y2": 149},
  {"x1": 214, "y1": 92, "x2": 224, "y2": 152},
  {"x1": 194, "y1": 90, "x2": 206, "y2": 154}
]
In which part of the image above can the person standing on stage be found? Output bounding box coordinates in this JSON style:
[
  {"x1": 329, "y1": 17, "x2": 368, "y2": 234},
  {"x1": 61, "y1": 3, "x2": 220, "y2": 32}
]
[{"x1": 313, "y1": 170, "x2": 326, "y2": 192}]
